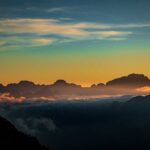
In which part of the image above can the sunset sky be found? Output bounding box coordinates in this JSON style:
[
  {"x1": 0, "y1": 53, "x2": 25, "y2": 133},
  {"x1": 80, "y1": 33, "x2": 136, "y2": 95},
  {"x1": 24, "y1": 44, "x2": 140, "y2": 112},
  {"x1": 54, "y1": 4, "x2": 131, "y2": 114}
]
[{"x1": 0, "y1": 0, "x2": 150, "y2": 86}]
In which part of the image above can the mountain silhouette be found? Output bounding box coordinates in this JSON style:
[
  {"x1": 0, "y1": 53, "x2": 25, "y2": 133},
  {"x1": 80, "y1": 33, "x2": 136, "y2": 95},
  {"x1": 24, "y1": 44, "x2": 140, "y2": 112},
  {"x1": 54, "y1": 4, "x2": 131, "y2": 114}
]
[
  {"x1": 0, "y1": 73, "x2": 150, "y2": 99},
  {"x1": 0, "y1": 84, "x2": 4, "y2": 92},
  {"x1": 0, "y1": 115, "x2": 49, "y2": 149},
  {"x1": 127, "y1": 95, "x2": 150, "y2": 103},
  {"x1": 123, "y1": 94, "x2": 150, "y2": 110},
  {"x1": 106, "y1": 73, "x2": 150, "y2": 88},
  {"x1": 5, "y1": 80, "x2": 41, "y2": 98},
  {"x1": 52, "y1": 79, "x2": 81, "y2": 88},
  {"x1": 91, "y1": 83, "x2": 105, "y2": 88}
]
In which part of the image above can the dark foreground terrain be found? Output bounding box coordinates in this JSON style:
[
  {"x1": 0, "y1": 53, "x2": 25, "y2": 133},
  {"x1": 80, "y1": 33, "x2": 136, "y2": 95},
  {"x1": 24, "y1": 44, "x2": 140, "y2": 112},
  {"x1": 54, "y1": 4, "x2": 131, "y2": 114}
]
[{"x1": 0, "y1": 115, "x2": 48, "y2": 149}]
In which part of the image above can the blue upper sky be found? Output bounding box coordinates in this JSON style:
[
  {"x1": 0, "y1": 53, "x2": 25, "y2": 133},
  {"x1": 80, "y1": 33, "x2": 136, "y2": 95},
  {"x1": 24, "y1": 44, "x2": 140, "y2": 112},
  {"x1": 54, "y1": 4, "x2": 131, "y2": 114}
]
[{"x1": 1, "y1": 0, "x2": 150, "y2": 22}]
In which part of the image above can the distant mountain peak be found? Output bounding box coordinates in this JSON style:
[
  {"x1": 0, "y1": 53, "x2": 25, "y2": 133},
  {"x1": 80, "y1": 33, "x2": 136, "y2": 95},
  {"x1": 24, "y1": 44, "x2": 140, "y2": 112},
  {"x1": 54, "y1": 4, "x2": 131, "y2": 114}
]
[
  {"x1": 0, "y1": 84, "x2": 4, "y2": 87},
  {"x1": 53, "y1": 79, "x2": 67, "y2": 85},
  {"x1": 18, "y1": 80, "x2": 35, "y2": 86},
  {"x1": 52, "y1": 80, "x2": 81, "y2": 89},
  {"x1": 1, "y1": 73, "x2": 150, "y2": 99},
  {"x1": 91, "y1": 83, "x2": 105, "y2": 88},
  {"x1": 0, "y1": 84, "x2": 4, "y2": 92},
  {"x1": 127, "y1": 73, "x2": 149, "y2": 79},
  {"x1": 106, "y1": 73, "x2": 150, "y2": 88}
]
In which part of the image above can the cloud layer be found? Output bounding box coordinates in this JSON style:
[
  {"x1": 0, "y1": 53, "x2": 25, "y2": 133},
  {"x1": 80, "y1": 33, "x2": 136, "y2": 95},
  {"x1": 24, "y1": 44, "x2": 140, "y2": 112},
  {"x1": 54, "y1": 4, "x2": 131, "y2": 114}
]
[
  {"x1": 1, "y1": 95, "x2": 150, "y2": 150},
  {"x1": 1, "y1": 18, "x2": 150, "y2": 48}
]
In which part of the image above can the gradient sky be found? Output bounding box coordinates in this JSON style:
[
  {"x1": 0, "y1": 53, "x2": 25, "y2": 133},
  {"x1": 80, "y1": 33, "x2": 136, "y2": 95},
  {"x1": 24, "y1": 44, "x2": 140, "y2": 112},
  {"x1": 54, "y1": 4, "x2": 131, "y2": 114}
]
[{"x1": 0, "y1": 0, "x2": 150, "y2": 86}]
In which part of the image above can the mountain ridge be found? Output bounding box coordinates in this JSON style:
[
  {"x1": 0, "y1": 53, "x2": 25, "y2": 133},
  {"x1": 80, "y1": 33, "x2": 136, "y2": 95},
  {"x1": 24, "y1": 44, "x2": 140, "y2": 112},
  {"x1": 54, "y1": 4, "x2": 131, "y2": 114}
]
[
  {"x1": 0, "y1": 73, "x2": 150, "y2": 99},
  {"x1": 1, "y1": 73, "x2": 150, "y2": 87}
]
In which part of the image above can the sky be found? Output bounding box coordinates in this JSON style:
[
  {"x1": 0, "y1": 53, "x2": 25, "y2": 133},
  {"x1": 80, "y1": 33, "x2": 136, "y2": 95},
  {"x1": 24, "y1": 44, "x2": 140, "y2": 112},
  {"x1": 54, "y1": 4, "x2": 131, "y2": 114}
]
[{"x1": 0, "y1": 0, "x2": 150, "y2": 86}]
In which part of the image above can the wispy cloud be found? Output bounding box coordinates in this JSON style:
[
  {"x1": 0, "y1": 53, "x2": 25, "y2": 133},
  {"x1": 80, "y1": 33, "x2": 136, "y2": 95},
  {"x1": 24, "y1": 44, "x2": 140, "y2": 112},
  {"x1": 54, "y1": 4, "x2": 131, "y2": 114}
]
[
  {"x1": 0, "y1": 93, "x2": 26, "y2": 102},
  {"x1": 0, "y1": 18, "x2": 149, "y2": 48},
  {"x1": 108, "y1": 37, "x2": 127, "y2": 41},
  {"x1": 72, "y1": 22, "x2": 150, "y2": 29},
  {"x1": 32, "y1": 38, "x2": 55, "y2": 45},
  {"x1": 0, "y1": 36, "x2": 56, "y2": 49},
  {"x1": 92, "y1": 31, "x2": 132, "y2": 38}
]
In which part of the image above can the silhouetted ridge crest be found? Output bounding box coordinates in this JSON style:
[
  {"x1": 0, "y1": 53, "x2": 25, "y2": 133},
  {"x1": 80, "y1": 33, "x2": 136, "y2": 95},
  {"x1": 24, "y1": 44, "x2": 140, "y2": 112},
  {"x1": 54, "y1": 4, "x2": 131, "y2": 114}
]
[
  {"x1": 106, "y1": 73, "x2": 150, "y2": 87},
  {"x1": 0, "y1": 73, "x2": 150, "y2": 99},
  {"x1": 91, "y1": 83, "x2": 105, "y2": 88},
  {"x1": 18, "y1": 80, "x2": 35, "y2": 86},
  {"x1": 0, "y1": 84, "x2": 4, "y2": 92},
  {"x1": 53, "y1": 80, "x2": 67, "y2": 86},
  {"x1": 127, "y1": 95, "x2": 150, "y2": 104},
  {"x1": 52, "y1": 79, "x2": 81, "y2": 88}
]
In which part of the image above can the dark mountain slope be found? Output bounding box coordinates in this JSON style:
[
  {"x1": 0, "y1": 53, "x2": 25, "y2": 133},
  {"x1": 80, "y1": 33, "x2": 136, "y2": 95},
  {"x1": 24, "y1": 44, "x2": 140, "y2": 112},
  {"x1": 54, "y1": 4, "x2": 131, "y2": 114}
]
[{"x1": 0, "y1": 115, "x2": 48, "y2": 150}]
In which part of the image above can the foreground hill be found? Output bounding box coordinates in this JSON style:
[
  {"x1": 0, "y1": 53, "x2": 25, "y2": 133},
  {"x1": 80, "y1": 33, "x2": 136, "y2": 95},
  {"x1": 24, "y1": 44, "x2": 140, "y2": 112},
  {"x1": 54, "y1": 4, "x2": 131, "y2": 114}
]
[{"x1": 0, "y1": 115, "x2": 48, "y2": 150}]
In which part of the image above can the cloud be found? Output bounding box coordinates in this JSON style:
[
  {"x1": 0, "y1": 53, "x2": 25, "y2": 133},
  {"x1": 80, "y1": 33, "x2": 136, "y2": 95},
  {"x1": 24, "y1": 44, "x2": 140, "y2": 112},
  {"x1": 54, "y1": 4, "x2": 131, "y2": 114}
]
[
  {"x1": 0, "y1": 18, "x2": 150, "y2": 48},
  {"x1": 32, "y1": 38, "x2": 55, "y2": 45},
  {"x1": 0, "y1": 19, "x2": 136, "y2": 34},
  {"x1": 15, "y1": 118, "x2": 56, "y2": 136},
  {"x1": 70, "y1": 22, "x2": 150, "y2": 30},
  {"x1": 108, "y1": 37, "x2": 127, "y2": 41},
  {"x1": 136, "y1": 86, "x2": 150, "y2": 93},
  {"x1": 0, "y1": 92, "x2": 122, "y2": 102},
  {"x1": 0, "y1": 93, "x2": 26, "y2": 102},
  {"x1": 0, "y1": 37, "x2": 56, "y2": 49},
  {"x1": 93, "y1": 31, "x2": 132, "y2": 38}
]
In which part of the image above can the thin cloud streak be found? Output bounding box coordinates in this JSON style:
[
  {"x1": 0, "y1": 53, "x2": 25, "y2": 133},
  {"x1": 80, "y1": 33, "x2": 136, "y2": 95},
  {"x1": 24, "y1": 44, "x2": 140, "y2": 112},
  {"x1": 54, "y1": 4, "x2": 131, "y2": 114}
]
[{"x1": 32, "y1": 38, "x2": 55, "y2": 45}]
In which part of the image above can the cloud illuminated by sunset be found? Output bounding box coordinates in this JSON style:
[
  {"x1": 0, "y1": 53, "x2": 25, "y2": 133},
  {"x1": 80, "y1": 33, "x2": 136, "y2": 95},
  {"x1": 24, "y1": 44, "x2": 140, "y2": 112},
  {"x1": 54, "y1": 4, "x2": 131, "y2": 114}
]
[
  {"x1": 1, "y1": 18, "x2": 149, "y2": 48},
  {"x1": 136, "y1": 87, "x2": 150, "y2": 93}
]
